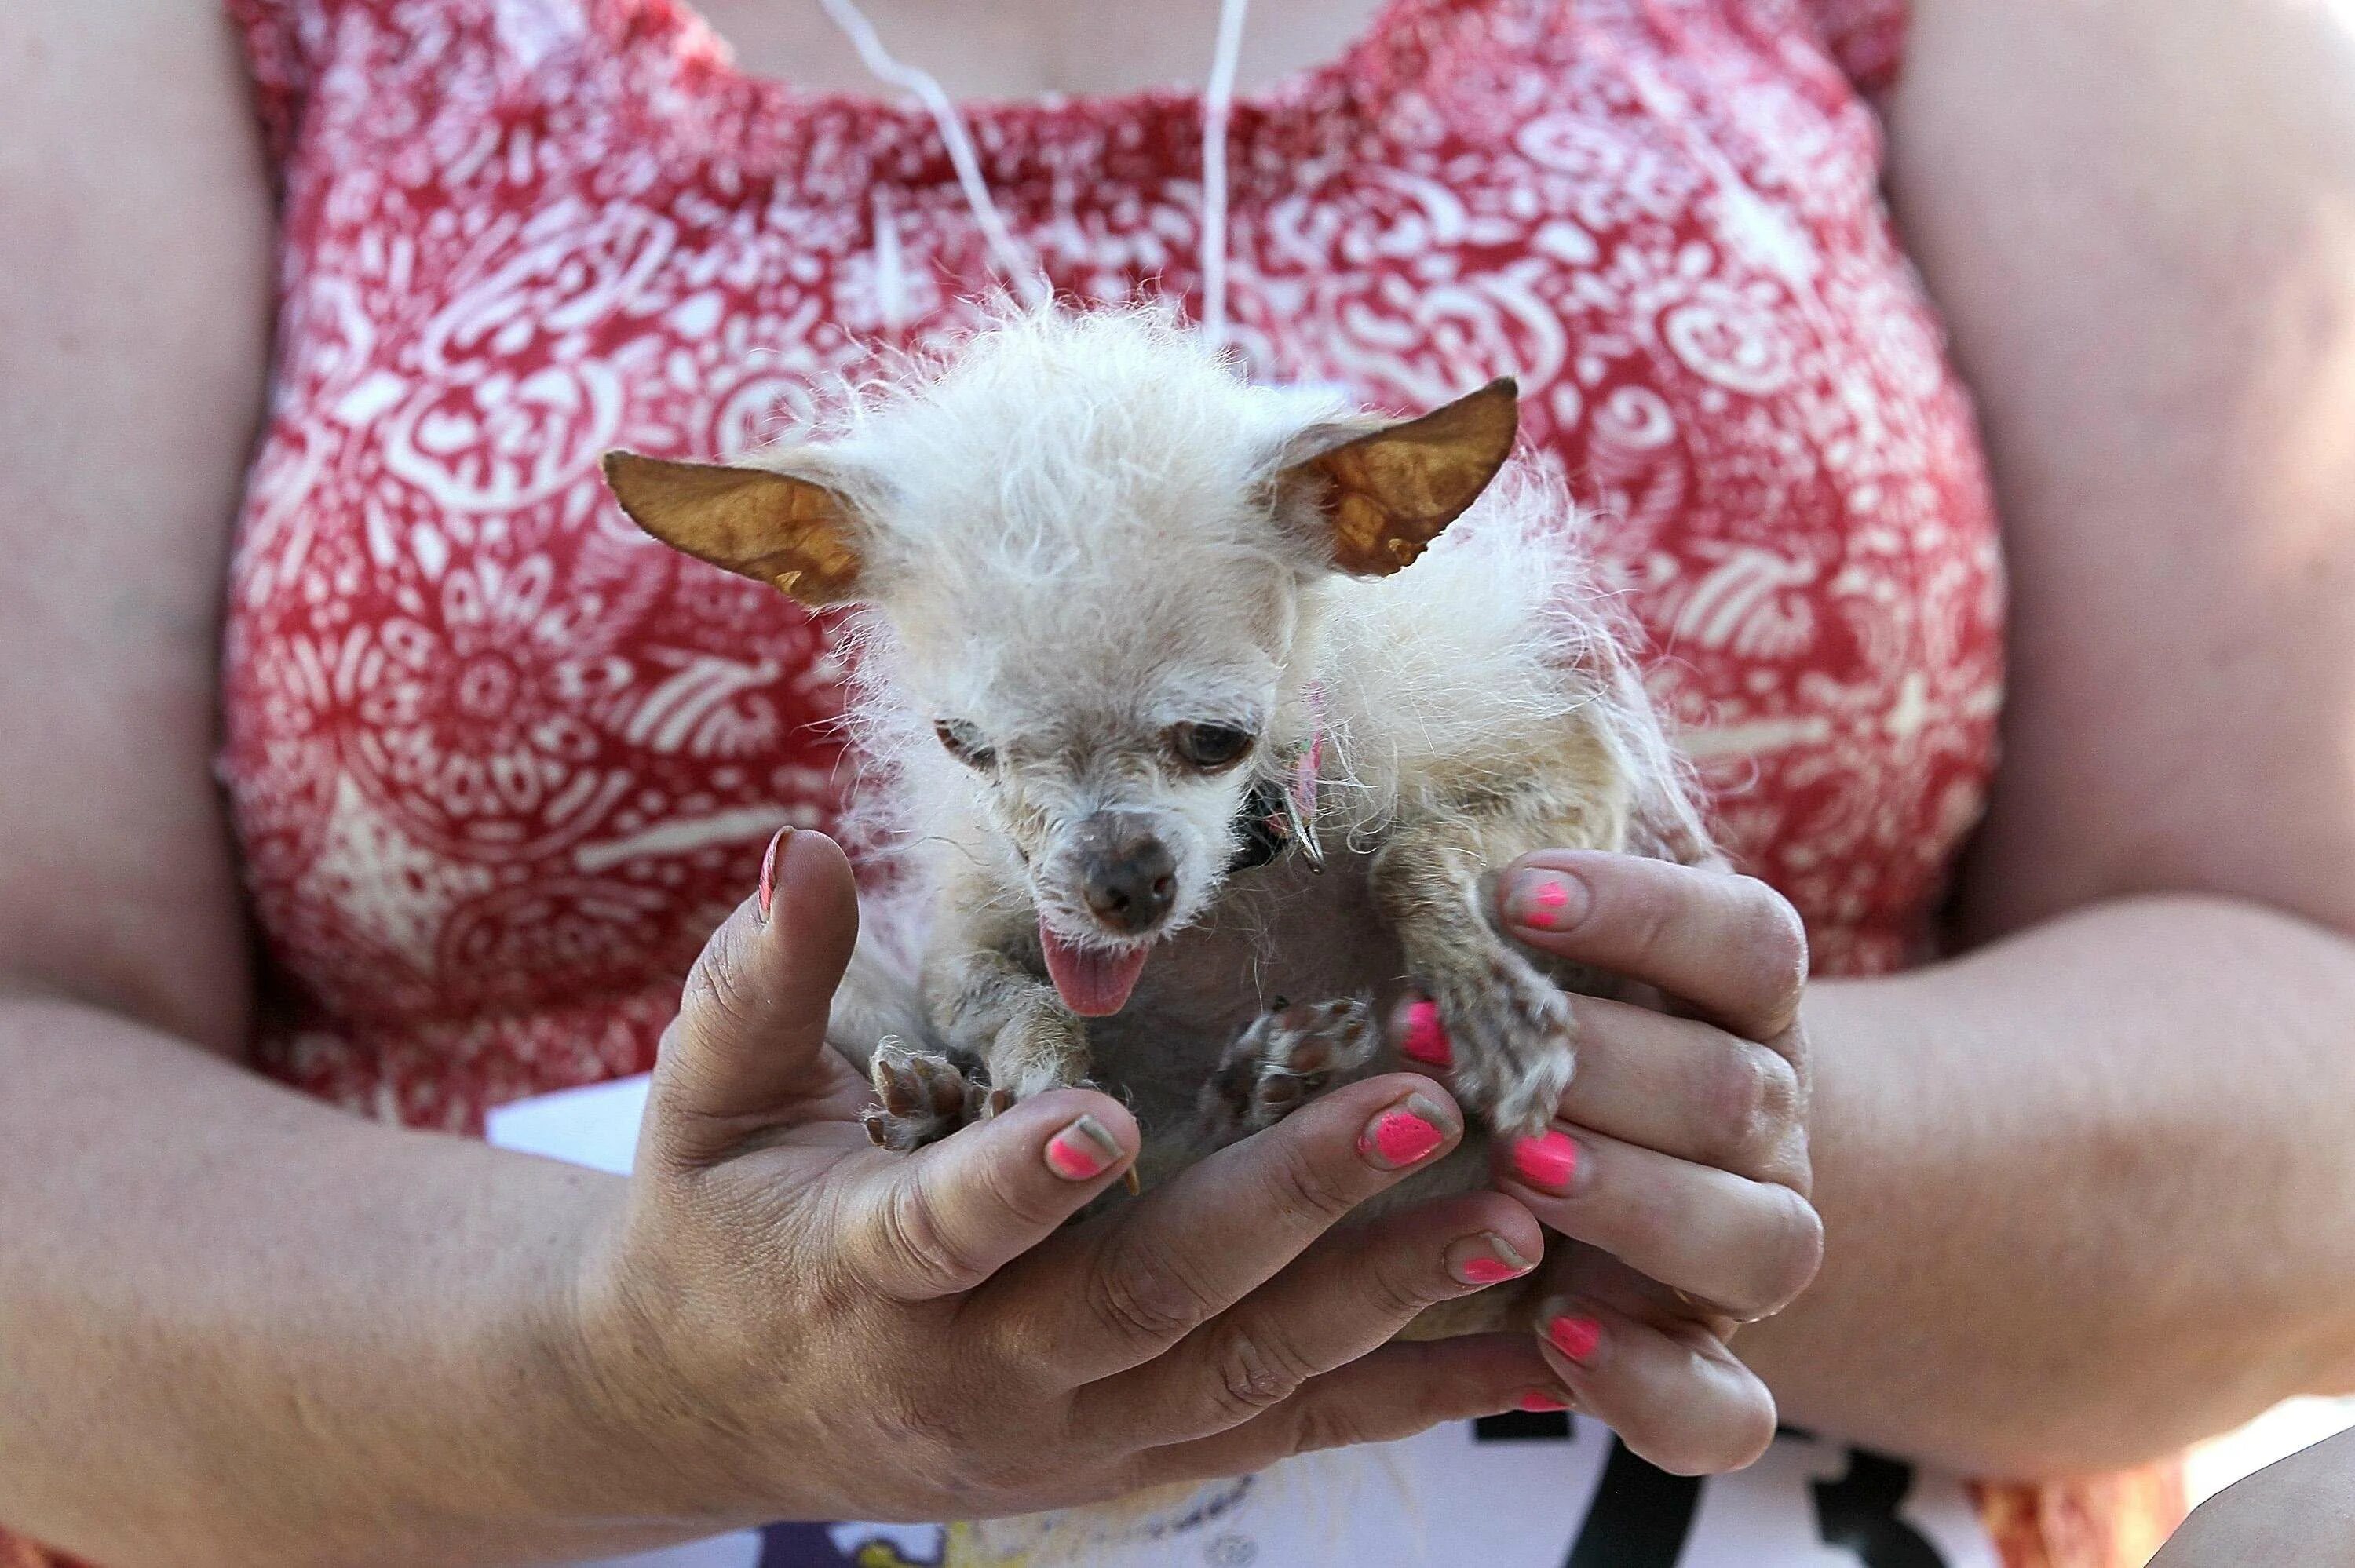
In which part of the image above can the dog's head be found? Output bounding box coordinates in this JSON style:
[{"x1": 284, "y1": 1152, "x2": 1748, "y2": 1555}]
[{"x1": 604, "y1": 312, "x2": 1515, "y2": 1016}]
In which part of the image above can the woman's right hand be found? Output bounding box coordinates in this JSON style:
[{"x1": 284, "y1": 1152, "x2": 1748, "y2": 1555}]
[{"x1": 562, "y1": 826, "x2": 1553, "y2": 1527}]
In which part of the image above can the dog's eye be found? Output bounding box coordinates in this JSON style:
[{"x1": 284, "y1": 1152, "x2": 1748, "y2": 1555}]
[
  {"x1": 933, "y1": 719, "x2": 997, "y2": 770},
  {"x1": 1170, "y1": 722, "x2": 1256, "y2": 771}
]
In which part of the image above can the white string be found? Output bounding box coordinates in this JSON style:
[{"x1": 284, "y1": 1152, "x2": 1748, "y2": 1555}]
[
  {"x1": 816, "y1": 0, "x2": 1249, "y2": 345},
  {"x1": 1199, "y1": 0, "x2": 1251, "y2": 351},
  {"x1": 816, "y1": 0, "x2": 1053, "y2": 308}
]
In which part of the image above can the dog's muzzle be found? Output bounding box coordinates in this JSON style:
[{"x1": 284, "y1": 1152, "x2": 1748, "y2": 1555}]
[{"x1": 1073, "y1": 812, "x2": 1177, "y2": 935}]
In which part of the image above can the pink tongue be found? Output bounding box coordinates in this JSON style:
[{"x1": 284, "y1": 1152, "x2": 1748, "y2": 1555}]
[{"x1": 1039, "y1": 923, "x2": 1152, "y2": 1017}]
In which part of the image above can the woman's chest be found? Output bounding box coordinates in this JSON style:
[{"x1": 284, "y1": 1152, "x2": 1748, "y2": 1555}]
[{"x1": 221, "y1": 0, "x2": 2001, "y2": 1045}]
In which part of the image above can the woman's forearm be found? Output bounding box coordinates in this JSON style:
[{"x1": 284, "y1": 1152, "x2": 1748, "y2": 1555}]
[
  {"x1": 0, "y1": 993, "x2": 701, "y2": 1568},
  {"x1": 1743, "y1": 894, "x2": 2355, "y2": 1479}
]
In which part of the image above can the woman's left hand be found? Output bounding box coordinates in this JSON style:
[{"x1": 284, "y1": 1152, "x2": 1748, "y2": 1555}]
[{"x1": 1401, "y1": 848, "x2": 1824, "y2": 1475}]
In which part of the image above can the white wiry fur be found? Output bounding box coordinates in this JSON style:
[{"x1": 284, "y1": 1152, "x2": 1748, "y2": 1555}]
[
  {"x1": 771, "y1": 303, "x2": 1714, "y2": 1159},
  {"x1": 815, "y1": 309, "x2": 1700, "y2": 954}
]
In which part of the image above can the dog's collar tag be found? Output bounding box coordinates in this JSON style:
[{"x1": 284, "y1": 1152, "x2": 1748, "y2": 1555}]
[{"x1": 1280, "y1": 694, "x2": 1326, "y2": 873}]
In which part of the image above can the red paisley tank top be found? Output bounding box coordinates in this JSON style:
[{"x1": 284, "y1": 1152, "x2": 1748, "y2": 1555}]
[
  {"x1": 0, "y1": 1, "x2": 2192, "y2": 1563},
  {"x1": 223, "y1": 0, "x2": 2003, "y2": 1124}
]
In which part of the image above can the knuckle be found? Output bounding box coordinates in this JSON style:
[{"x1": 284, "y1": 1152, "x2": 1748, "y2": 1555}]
[
  {"x1": 878, "y1": 1177, "x2": 990, "y2": 1296},
  {"x1": 1748, "y1": 1045, "x2": 1805, "y2": 1143},
  {"x1": 1623, "y1": 873, "x2": 1682, "y2": 961},
  {"x1": 1762, "y1": 1189, "x2": 1827, "y2": 1311},
  {"x1": 679, "y1": 932, "x2": 764, "y2": 1041},
  {"x1": 1651, "y1": 1410, "x2": 1775, "y2": 1477},
  {"x1": 1620, "y1": 1362, "x2": 1776, "y2": 1478},
  {"x1": 1699, "y1": 1042, "x2": 1781, "y2": 1171},
  {"x1": 967, "y1": 1140, "x2": 1064, "y2": 1234},
  {"x1": 1703, "y1": 1392, "x2": 1781, "y2": 1475},
  {"x1": 1732, "y1": 878, "x2": 1809, "y2": 1026},
  {"x1": 1086, "y1": 1246, "x2": 1216, "y2": 1351},
  {"x1": 1364, "y1": 1256, "x2": 1448, "y2": 1322},
  {"x1": 866, "y1": 1387, "x2": 962, "y2": 1478},
  {"x1": 950, "y1": 1432, "x2": 1055, "y2": 1497},
  {"x1": 1208, "y1": 1325, "x2": 1320, "y2": 1424},
  {"x1": 1286, "y1": 1394, "x2": 1374, "y2": 1457},
  {"x1": 1715, "y1": 1186, "x2": 1824, "y2": 1321},
  {"x1": 1255, "y1": 1137, "x2": 1363, "y2": 1225}
]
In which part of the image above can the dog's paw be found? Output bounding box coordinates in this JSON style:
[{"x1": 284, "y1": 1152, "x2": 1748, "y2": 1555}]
[
  {"x1": 863, "y1": 1041, "x2": 1006, "y2": 1151},
  {"x1": 990, "y1": 1007, "x2": 1092, "y2": 1103},
  {"x1": 1426, "y1": 952, "x2": 1578, "y2": 1141},
  {"x1": 1198, "y1": 995, "x2": 1381, "y2": 1145}
]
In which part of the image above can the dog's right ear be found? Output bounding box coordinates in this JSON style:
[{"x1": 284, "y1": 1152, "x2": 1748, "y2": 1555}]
[{"x1": 602, "y1": 451, "x2": 867, "y2": 607}]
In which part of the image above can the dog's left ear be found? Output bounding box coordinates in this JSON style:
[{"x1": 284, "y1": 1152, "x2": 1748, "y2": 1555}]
[
  {"x1": 1276, "y1": 377, "x2": 1518, "y2": 577},
  {"x1": 602, "y1": 450, "x2": 869, "y2": 606}
]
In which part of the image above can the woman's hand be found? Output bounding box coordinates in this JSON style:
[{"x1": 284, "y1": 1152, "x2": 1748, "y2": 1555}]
[
  {"x1": 564, "y1": 826, "x2": 1556, "y2": 1529},
  {"x1": 1398, "y1": 849, "x2": 1823, "y2": 1476}
]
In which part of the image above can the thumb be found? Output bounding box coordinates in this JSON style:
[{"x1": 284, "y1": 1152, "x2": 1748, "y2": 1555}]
[
  {"x1": 841, "y1": 1087, "x2": 1140, "y2": 1300},
  {"x1": 642, "y1": 827, "x2": 864, "y2": 1171}
]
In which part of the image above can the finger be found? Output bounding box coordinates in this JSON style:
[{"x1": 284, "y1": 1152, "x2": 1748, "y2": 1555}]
[
  {"x1": 641, "y1": 828, "x2": 867, "y2": 1172},
  {"x1": 1495, "y1": 850, "x2": 1809, "y2": 1041},
  {"x1": 1079, "y1": 1189, "x2": 1544, "y2": 1445},
  {"x1": 1137, "y1": 1333, "x2": 1556, "y2": 1488},
  {"x1": 836, "y1": 1087, "x2": 1141, "y2": 1300},
  {"x1": 1497, "y1": 1126, "x2": 1823, "y2": 1321},
  {"x1": 1387, "y1": 992, "x2": 1809, "y2": 1183},
  {"x1": 1532, "y1": 1295, "x2": 1779, "y2": 1475},
  {"x1": 986, "y1": 1074, "x2": 1465, "y2": 1384}
]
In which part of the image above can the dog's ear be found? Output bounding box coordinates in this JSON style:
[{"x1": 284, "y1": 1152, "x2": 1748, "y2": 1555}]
[
  {"x1": 602, "y1": 450, "x2": 867, "y2": 607},
  {"x1": 1276, "y1": 377, "x2": 1518, "y2": 577}
]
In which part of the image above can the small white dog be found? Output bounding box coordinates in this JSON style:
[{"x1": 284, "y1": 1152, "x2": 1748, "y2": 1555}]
[{"x1": 606, "y1": 308, "x2": 1713, "y2": 1328}]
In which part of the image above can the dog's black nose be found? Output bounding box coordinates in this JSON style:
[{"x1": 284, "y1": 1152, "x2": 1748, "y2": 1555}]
[{"x1": 1075, "y1": 816, "x2": 1177, "y2": 934}]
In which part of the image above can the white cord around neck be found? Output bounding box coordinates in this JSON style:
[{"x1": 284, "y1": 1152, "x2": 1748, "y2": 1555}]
[
  {"x1": 1199, "y1": 0, "x2": 1251, "y2": 351},
  {"x1": 815, "y1": 0, "x2": 1252, "y2": 345},
  {"x1": 816, "y1": 0, "x2": 1053, "y2": 308}
]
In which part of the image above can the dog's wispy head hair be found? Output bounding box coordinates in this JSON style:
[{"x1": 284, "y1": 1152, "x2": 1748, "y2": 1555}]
[{"x1": 604, "y1": 307, "x2": 1521, "y2": 984}]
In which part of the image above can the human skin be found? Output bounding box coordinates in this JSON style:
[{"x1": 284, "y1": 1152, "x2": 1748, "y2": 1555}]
[{"x1": 5, "y1": 0, "x2": 2355, "y2": 1563}]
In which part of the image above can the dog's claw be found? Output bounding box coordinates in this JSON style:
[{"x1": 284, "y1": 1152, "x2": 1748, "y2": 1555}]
[
  {"x1": 1198, "y1": 996, "x2": 1381, "y2": 1147},
  {"x1": 867, "y1": 1041, "x2": 992, "y2": 1151}
]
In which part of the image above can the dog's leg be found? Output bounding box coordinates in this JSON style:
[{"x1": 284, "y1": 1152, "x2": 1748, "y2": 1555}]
[
  {"x1": 863, "y1": 926, "x2": 1093, "y2": 1152},
  {"x1": 1371, "y1": 774, "x2": 1637, "y2": 1141},
  {"x1": 1195, "y1": 995, "x2": 1382, "y2": 1150},
  {"x1": 929, "y1": 940, "x2": 1092, "y2": 1101}
]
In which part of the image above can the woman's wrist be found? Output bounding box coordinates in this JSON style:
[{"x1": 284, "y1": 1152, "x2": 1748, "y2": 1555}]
[
  {"x1": 543, "y1": 1181, "x2": 801, "y2": 1533},
  {"x1": 1741, "y1": 895, "x2": 2355, "y2": 1475}
]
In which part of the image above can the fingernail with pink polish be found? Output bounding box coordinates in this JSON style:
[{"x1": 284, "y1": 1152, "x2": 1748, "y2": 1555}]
[
  {"x1": 1509, "y1": 1129, "x2": 1579, "y2": 1194},
  {"x1": 1044, "y1": 1115, "x2": 1123, "y2": 1181},
  {"x1": 1357, "y1": 1093, "x2": 1452, "y2": 1170},
  {"x1": 1546, "y1": 1312, "x2": 1603, "y2": 1363},
  {"x1": 1517, "y1": 1390, "x2": 1572, "y2": 1413},
  {"x1": 1448, "y1": 1231, "x2": 1538, "y2": 1286},
  {"x1": 1506, "y1": 870, "x2": 1590, "y2": 933},
  {"x1": 1399, "y1": 999, "x2": 1453, "y2": 1070},
  {"x1": 756, "y1": 826, "x2": 792, "y2": 922}
]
